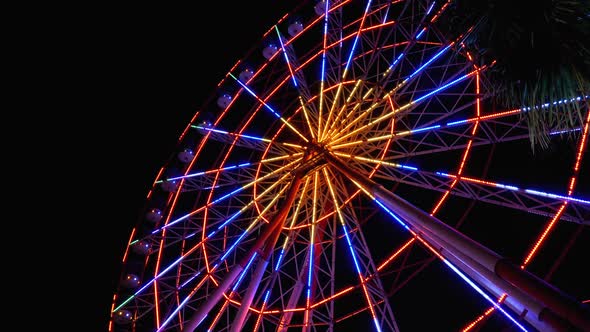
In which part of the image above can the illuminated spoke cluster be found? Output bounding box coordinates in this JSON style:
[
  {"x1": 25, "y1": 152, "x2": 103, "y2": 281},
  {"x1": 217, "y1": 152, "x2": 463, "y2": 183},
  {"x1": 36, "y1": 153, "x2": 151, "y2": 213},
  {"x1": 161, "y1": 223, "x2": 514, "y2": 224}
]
[{"x1": 111, "y1": 1, "x2": 589, "y2": 331}]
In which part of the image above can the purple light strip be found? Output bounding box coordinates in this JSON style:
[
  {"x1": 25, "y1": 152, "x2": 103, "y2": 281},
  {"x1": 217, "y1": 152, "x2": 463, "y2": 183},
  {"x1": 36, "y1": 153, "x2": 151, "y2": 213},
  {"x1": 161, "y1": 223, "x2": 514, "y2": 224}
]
[{"x1": 373, "y1": 199, "x2": 528, "y2": 331}]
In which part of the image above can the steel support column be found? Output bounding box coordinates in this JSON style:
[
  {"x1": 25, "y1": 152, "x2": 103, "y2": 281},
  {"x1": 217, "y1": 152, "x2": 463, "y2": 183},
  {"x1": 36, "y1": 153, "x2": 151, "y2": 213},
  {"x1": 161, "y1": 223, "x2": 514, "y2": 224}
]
[
  {"x1": 325, "y1": 152, "x2": 590, "y2": 331},
  {"x1": 185, "y1": 173, "x2": 305, "y2": 332}
]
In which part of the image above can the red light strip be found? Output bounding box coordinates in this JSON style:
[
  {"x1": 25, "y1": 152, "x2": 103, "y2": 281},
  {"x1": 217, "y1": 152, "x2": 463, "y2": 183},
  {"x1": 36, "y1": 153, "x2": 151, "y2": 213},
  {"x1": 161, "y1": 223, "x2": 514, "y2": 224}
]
[
  {"x1": 377, "y1": 238, "x2": 415, "y2": 271},
  {"x1": 522, "y1": 107, "x2": 589, "y2": 266},
  {"x1": 431, "y1": 54, "x2": 480, "y2": 216},
  {"x1": 121, "y1": 227, "x2": 136, "y2": 263},
  {"x1": 464, "y1": 107, "x2": 589, "y2": 329}
]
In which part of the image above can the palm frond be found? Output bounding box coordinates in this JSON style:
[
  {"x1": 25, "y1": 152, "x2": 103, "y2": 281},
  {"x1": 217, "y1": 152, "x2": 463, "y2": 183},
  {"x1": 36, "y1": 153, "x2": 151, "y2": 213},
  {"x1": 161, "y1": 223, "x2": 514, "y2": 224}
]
[{"x1": 441, "y1": 0, "x2": 590, "y2": 151}]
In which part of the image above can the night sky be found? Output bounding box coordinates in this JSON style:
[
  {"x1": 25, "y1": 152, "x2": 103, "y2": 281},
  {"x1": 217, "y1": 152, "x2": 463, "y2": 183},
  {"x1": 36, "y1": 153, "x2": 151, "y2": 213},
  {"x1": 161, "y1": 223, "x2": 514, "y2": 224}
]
[{"x1": 93, "y1": 2, "x2": 589, "y2": 331}]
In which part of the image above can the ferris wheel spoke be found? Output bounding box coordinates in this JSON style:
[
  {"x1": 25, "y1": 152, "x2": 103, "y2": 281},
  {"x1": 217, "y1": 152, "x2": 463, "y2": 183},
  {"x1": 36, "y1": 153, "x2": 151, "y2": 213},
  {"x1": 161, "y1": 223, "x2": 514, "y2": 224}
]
[
  {"x1": 159, "y1": 153, "x2": 300, "y2": 188},
  {"x1": 320, "y1": 0, "x2": 375, "y2": 141},
  {"x1": 355, "y1": 157, "x2": 590, "y2": 225},
  {"x1": 323, "y1": 167, "x2": 399, "y2": 332},
  {"x1": 152, "y1": 157, "x2": 302, "y2": 234},
  {"x1": 379, "y1": 0, "x2": 453, "y2": 83},
  {"x1": 313, "y1": 0, "x2": 345, "y2": 89},
  {"x1": 319, "y1": 1, "x2": 396, "y2": 140},
  {"x1": 322, "y1": 79, "x2": 371, "y2": 141},
  {"x1": 146, "y1": 166, "x2": 295, "y2": 247},
  {"x1": 230, "y1": 73, "x2": 309, "y2": 143},
  {"x1": 341, "y1": 0, "x2": 374, "y2": 81},
  {"x1": 326, "y1": 32, "x2": 475, "y2": 145},
  {"x1": 327, "y1": 63, "x2": 480, "y2": 146},
  {"x1": 383, "y1": 40, "x2": 456, "y2": 101},
  {"x1": 329, "y1": 97, "x2": 585, "y2": 155},
  {"x1": 315, "y1": 0, "x2": 332, "y2": 139},
  {"x1": 274, "y1": 25, "x2": 322, "y2": 141},
  {"x1": 192, "y1": 124, "x2": 303, "y2": 154},
  {"x1": 319, "y1": 1, "x2": 433, "y2": 141},
  {"x1": 384, "y1": 117, "x2": 582, "y2": 161},
  {"x1": 329, "y1": 94, "x2": 481, "y2": 152}
]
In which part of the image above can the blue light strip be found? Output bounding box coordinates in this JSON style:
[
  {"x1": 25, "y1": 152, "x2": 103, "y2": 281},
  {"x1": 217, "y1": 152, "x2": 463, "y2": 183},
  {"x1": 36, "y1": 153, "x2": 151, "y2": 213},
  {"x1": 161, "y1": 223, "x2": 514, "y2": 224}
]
[
  {"x1": 124, "y1": 182, "x2": 294, "y2": 313},
  {"x1": 231, "y1": 75, "x2": 284, "y2": 119},
  {"x1": 408, "y1": 44, "x2": 451, "y2": 80},
  {"x1": 261, "y1": 289, "x2": 271, "y2": 311},
  {"x1": 343, "y1": 0, "x2": 373, "y2": 76},
  {"x1": 325, "y1": 170, "x2": 382, "y2": 332},
  {"x1": 155, "y1": 222, "x2": 264, "y2": 325},
  {"x1": 426, "y1": 1, "x2": 436, "y2": 15},
  {"x1": 415, "y1": 28, "x2": 426, "y2": 40},
  {"x1": 220, "y1": 226, "x2": 254, "y2": 262},
  {"x1": 549, "y1": 128, "x2": 582, "y2": 135},
  {"x1": 318, "y1": 0, "x2": 330, "y2": 138},
  {"x1": 496, "y1": 184, "x2": 519, "y2": 191},
  {"x1": 430, "y1": 172, "x2": 589, "y2": 206},
  {"x1": 390, "y1": 52, "x2": 404, "y2": 68},
  {"x1": 381, "y1": 3, "x2": 391, "y2": 24},
  {"x1": 409, "y1": 124, "x2": 440, "y2": 134},
  {"x1": 307, "y1": 225, "x2": 315, "y2": 308},
  {"x1": 151, "y1": 185, "x2": 249, "y2": 234},
  {"x1": 274, "y1": 248, "x2": 285, "y2": 271},
  {"x1": 232, "y1": 253, "x2": 258, "y2": 291},
  {"x1": 441, "y1": 259, "x2": 528, "y2": 331},
  {"x1": 445, "y1": 119, "x2": 469, "y2": 127},
  {"x1": 230, "y1": 73, "x2": 309, "y2": 142},
  {"x1": 275, "y1": 26, "x2": 298, "y2": 87},
  {"x1": 384, "y1": 1, "x2": 437, "y2": 74},
  {"x1": 372, "y1": 199, "x2": 528, "y2": 331},
  {"x1": 525, "y1": 189, "x2": 589, "y2": 205},
  {"x1": 413, "y1": 72, "x2": 471, "y2": 104},
  {"x1": 180, "y1": 270, "x2": 202, "y2": 289},
  {"x1": 158, "y1": 290, "x2": 198, "y2": 331},
  {"x1": 320, "y1": 0, "x2": 329, "y2": 87},
  {"x1": 205, "y1": 210, "x2": 244, "y2": 239},
  {"x1": 519, "y1": 96, "x2": 587, "y2": 112},
  {"x1": 161, "y1": 162, "x2": 251, "y2": 183},
  {"x1": 193, "y1": 125, "x2": 273, "y2": 143}
]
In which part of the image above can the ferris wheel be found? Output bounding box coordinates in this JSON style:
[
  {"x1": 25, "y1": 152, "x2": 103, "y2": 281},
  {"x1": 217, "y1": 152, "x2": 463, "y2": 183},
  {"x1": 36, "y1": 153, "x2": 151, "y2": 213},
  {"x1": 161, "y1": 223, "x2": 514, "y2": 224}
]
[{"x1": 110, "y1": 1, "x2": 590, "y2": 331}]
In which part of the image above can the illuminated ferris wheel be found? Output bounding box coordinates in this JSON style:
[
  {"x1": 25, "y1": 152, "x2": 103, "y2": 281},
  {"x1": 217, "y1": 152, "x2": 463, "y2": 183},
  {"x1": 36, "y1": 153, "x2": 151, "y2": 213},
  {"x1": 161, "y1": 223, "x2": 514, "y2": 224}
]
[{"x1": 110, "y1": 1, "x2": 590, "y2": 331}]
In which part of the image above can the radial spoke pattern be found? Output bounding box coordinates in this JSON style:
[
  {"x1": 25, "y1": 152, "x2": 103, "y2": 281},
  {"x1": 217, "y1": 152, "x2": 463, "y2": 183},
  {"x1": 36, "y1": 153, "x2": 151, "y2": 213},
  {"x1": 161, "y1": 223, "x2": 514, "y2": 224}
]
[{"x1": 111, "y1": 1, "x2": 589, "y2": 331}]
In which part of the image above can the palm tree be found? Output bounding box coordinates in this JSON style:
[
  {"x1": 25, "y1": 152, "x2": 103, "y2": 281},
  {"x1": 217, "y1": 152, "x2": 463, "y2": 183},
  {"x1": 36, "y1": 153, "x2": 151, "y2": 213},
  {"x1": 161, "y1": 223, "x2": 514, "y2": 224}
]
[{"x1": 441, "y1": 0, "x2": 590, "y2": 150}]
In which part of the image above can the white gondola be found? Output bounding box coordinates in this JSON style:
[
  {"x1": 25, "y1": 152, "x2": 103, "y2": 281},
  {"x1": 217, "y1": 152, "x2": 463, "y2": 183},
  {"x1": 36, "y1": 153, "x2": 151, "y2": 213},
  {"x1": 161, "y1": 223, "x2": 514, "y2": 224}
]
[
  {"x1": 239, "y1": 68, "x2": 254, "y2": 82},
  {"x1": 113, "y1": 310, "x2": 133, "y2": 325},
  {"x1": 262, "y1": 44, "x2": 278, "y2": 60},
  {"x1": 314, "y1": 0, "x2": 328, "y2": 16},
  {"x1": 288, "y1": 21, "x2": 303, "y2": 36},
  {"x1": 178, "y1": 148, "x2": 194, "y2": 163},
  {"x1": 161, "y1": 179, "x2": 178, "y2": 192},
  {"x1": 131, "y1": 240, "x2": 151, "y2": 255},
  {"x1": 217, "y1": 93, "x2": 232, "y2": 108},
  {"x1": 145, "y1": 208, "x2": 163, "y2": 223},
  {"x1": 122, "y1": 274, "x2": 141, "y2": 288}
]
